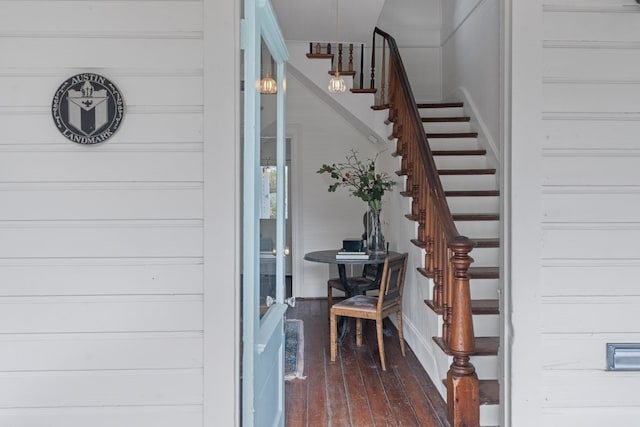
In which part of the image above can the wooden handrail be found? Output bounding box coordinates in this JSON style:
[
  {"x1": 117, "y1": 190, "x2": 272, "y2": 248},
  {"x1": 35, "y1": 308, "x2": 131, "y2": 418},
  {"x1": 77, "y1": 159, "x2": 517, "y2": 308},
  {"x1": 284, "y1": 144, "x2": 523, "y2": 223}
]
[{"x1": 372, "y1": 27, "x2": 480, "y2": 426}]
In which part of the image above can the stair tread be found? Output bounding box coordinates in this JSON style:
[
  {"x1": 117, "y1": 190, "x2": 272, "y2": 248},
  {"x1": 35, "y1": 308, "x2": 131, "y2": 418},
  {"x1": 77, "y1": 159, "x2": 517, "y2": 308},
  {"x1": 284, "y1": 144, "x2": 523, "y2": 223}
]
[
  {"x1": 411, "y1": 239, "x2": 426, "y2": 248},
  {"x1": 328, "y1": 70, "x2": 356, "y2": 77},
  {"x1": 480, "y1": 380, "x2": 500, "y2": 405},
  {"x1": 405, "y1": 213, "x2": 418, "y2": 221},
  {"x1": 441, "y1": 379, "x2": 500, "y2": 405},
  {"x1": 306, "y1": 53, "x2": 333, "y2": 59},
  {"x1": 474, "y1": 238, "x2": 500, "y2": 248},
  {"x1": 371, "y1": 104, "x2": 389, "y2": 111},
  {"x1": 469, "y1": 266, "x2": 499, "y2": 279},
  {"x1": 417, "y1": 102, "x2": 464, "y2": 108},
  {"x1": 432, "y1": 149, "x2": 487, "y2": 156},
  {"x1": 351, "y1": 88, "x2": 376, "y2": 94},
  {"x1": 445, "y1": 190, "x2": 500, "y2": 197},
  {"x1": 427, "y1": 132, "x2": 478, "y2": 138},
  {"x1": 433, "y1": 336, "x2": 499, "y2": 356},
  {"x1": 422, "y1": 116, "x2": 470, "y2": 122},
  {"x1": 424, "y1": 299, "x2": 499, "y2": 315},
  {"x1": 468, "y1": 299, "x2": 499, "y2": 314},
  {"x1": 438, "y1": 168, "x2": 496, "y2": 175},
  {"x1": 453, "y1": 213, "x2": 500, "y2": 221},
  {"x1": 417, "y1": 267, "x2": 433, "y2": 279}
]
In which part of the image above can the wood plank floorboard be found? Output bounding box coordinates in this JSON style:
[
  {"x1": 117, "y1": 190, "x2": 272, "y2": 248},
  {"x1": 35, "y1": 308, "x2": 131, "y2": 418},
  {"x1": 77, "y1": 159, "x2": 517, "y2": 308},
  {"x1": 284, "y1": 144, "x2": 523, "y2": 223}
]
[{"x1": 285, "y1": 299, "x2": 449, "y2": 427}]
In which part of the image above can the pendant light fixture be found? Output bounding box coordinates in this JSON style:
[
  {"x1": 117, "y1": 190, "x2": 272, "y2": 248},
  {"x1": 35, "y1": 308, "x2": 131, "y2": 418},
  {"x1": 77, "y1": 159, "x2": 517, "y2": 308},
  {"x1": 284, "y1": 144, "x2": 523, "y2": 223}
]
[
  {"x1": 260, "y1": 50, "x2": 277, "y2": 94},
  {"x1": 328, "y1": 0, "x2": 346, "y2": 93},
  {"x1": 260, "y1": 72, "x2": 277, "y2": 94}
]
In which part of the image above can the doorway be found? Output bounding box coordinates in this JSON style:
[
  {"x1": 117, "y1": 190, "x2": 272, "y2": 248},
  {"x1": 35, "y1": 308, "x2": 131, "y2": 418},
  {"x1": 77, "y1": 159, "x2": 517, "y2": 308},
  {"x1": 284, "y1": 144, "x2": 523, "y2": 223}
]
[{"x1": 259, "y1": 136, "x2": 293, "y2": 298}]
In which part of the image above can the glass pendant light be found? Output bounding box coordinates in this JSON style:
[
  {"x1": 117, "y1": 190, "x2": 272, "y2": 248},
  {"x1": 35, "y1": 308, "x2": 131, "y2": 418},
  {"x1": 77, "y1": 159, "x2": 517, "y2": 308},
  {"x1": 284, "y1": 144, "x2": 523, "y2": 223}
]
[
  {"x1": 260, "y1": 72, "x2": 277, "y2": 94},
  {"x1": 327, "y1": 0, "x2": 346, "y2": 93},
  {"x1": 328, "y1": 72, "x2": 346, "y2": 93},
  {"x1": 260, "y1": 50, "x2": 277, "y2": 94}
]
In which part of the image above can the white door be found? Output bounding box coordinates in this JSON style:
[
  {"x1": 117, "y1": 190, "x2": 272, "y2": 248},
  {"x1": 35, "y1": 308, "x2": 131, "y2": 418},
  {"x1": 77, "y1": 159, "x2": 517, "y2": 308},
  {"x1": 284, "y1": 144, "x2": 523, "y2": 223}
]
[{"x1": 242, "y1": 0, "x2": 289, "y2": 426}]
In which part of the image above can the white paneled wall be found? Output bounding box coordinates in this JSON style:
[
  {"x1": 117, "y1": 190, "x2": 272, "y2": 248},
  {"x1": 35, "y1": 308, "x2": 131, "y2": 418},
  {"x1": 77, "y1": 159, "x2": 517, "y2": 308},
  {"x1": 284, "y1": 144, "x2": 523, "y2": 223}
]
[
  {"x1": 0, "y1": 1, "x2": 205, "y2": 425},
  {"x1": 539, "y1": 1, "x2": 640, "y2": 424},
  {"x1": 441, "y1": 0, "x2": 501, "y2": 157}
]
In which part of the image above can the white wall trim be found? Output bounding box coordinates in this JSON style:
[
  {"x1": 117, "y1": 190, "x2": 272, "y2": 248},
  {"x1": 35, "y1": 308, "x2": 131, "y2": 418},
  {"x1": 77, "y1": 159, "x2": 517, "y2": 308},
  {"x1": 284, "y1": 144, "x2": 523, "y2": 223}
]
[
  {"x1": 0, "y1": 31, "x2": 204, "y2": 39},
  {"x1": 544, "y1": 40, "x2": 640, "y2": 49},
  {"x1": 542, "y1": 185, "x2": 640, "y2": 194},
  {"x1": 287, "y1": 123, "x2": 305, "y2": 297},
  {"x1": 202, "y1": 0, "x2": 240, "y2": 425},
  {"x1": 401, "y1": 313, "x2": 447, "y2": 397},
  {"x1": 542, "y1": 148, "x2": 640, "y2": 157},
  {"x1": 542, "y1": 258, "x2": 640, "y2": 267},
  {"x1": 501, "y1": 0, "x2": 513, "y2": 424},
  {"x1": 0, "y1": 143, "x2": 203, "y2": 153},
  {"x1": 543, "y1": 77, "x2": 640, "y2": 84},
  {"x1": 543, "y1": 4, "x2": 640, "y2": 13},
  {"x1": 0, "y1": 106, "x2": 204, "y2": 115},
  {"x1": 543, "y1": 111, "x2": 640, "y2": 121},
  {"x1": 0, "y1": 68, "x2": 203, "y2": 77}
]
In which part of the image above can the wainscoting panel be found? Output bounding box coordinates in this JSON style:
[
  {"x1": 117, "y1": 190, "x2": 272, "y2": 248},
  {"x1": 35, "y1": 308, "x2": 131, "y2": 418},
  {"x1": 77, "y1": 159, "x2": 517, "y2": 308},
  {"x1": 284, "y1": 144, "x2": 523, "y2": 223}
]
[{"x1": 0, "y1": 0, "x2": 206, "y2": 425}]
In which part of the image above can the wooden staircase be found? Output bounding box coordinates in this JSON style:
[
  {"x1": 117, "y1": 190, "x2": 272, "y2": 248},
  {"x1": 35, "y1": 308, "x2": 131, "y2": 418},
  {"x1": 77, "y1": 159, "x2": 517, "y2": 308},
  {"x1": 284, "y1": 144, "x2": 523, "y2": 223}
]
[
  {"x1": 414, "y1": 102, "x2": 501, "y2": 419},
  {"x1": 305, "y1": 29, "x2": 501, "y2": 427},
  {"x1": 392, "y1": 102, "x2": 500, "y2": 424}
]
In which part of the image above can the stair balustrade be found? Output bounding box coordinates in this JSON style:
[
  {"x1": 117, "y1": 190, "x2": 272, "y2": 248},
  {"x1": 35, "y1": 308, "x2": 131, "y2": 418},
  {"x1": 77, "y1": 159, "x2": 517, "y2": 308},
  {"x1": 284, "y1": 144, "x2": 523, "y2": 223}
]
[
  {"x1": 306, "y1": 42, "x2": 376, "y2": 93},
  {"x1": 373, "y1": 27, "x2": 480, "y2": 427}
]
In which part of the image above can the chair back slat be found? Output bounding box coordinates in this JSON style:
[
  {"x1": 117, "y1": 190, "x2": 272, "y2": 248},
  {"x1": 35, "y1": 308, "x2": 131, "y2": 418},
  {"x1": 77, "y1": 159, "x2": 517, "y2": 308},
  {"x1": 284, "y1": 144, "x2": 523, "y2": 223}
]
[{"x1": 377, "y1": 253, "x2": 408, "y2": 310}]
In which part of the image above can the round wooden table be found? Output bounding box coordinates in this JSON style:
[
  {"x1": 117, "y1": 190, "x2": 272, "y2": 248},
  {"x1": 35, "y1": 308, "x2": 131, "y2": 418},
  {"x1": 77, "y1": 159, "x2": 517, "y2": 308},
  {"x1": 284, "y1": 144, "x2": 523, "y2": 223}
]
[
  {"x1": 304, "y1": 250, "x2": 398, "y2": 343},
  {"x1": 304, "y1": 249, "x2": 397, "y2": 296}
]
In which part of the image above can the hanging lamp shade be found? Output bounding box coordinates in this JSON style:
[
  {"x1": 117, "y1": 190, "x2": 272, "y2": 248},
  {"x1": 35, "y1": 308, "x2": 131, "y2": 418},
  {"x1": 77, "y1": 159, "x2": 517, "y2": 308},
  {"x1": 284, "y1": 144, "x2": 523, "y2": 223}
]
[
  {"x1": 328, "y1": 0, "x2": 346, "y2": 94},
  {"x1": 260, "y1": 73, "x2": 277, "y2": 94},
  {"x1": 328, "y1": 73, "x2": 346, "y2": 93}
]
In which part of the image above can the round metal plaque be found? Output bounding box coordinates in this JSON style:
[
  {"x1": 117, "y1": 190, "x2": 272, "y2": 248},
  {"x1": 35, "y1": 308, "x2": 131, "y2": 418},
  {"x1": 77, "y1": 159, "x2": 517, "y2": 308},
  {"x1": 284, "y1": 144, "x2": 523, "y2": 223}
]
[{"x1": 52, "y1": 73, "x2": 124, "y2": 144}]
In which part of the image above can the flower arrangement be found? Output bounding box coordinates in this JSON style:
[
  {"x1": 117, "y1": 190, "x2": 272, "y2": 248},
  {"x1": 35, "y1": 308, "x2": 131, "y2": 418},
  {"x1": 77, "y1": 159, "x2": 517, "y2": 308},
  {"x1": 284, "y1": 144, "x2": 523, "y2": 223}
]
[{"x1": 317, "y1": 150, "x2": 395, "y2": 212}]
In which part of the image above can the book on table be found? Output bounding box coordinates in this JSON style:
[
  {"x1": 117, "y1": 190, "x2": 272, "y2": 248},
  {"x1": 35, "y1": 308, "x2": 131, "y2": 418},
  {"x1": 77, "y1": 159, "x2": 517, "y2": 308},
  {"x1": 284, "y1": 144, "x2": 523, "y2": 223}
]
[{"x1": 335, "y1": 250, "x2": 370, "y2": 260}]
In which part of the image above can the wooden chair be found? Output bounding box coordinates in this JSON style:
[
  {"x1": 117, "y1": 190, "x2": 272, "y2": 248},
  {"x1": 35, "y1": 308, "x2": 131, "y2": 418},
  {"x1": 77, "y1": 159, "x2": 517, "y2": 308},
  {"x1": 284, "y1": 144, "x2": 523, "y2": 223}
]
[
  {"x1": 330, "y1": 253, "x2": 408, "y2": 371},
  {"x1": 327, "y1": 263, "x2": 378, "y2": 318}
]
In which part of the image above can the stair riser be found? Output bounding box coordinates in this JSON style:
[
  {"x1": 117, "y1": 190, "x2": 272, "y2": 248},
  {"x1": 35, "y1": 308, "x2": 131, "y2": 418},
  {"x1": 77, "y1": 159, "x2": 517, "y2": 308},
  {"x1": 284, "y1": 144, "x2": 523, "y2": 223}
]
[
  {"x1": 440, "y1": 174, "x2": 497, "y2": 191},
  {"x1": 418, "y1": 106, "x2": 464, "y2": 117},
  {"x1": 473, "y1": 314, "x2": 499, "y2": 337},
  {"x1": 481, "y1": 404, "x2": 500, "y2": 427},
  {"x1": 468, "y1": 247, "x2": 499, "y2": 267},
  {"x1": 422, "y1": 122, "x2": 471, "y2": 133},
  {"x1": 426, "y1": 273, "x2": 500, "y2": 301},
  {"x1": 447, "y1": 196, "x2": 500, "y2": 213},
  {"x1": 470, "y1": 279, "x2": 500, "y2": 300},
  {"x1": 455, "y1": 220, "x2": 500, "y2": 239},
  {"x1": 434, "y1": 349, "x2": 498, "y2": 381},
  {"x1": 428, "y1": 137, "x2": 479, "y2": 151},
  {"x1": 469, "y1": 356, "x2": 499, "y2": 380},
  {"x1": 434, "y1": 155, "x2": 488, "y2": 169}
]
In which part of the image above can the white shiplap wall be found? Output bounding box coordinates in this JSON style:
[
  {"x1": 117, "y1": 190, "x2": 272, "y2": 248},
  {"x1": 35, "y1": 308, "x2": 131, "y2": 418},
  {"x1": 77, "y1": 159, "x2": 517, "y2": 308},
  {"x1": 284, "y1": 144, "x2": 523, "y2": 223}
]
[
  {"x1": 540, "y1": 1, "x2": 640, "y2": 425},
  {"x1": 0, "y1": 1, "x2": 205, "y2": 425}
]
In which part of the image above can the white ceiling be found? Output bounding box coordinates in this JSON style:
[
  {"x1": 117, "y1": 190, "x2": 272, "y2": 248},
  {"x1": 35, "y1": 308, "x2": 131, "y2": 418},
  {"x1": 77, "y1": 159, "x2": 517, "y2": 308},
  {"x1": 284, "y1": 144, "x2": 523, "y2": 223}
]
[
  {"x1": 271, "y1": 0, "x2": 386, "y2": 44},
  {"x1": 270, "y1": 0, "x2": 442, "y2": 46}
]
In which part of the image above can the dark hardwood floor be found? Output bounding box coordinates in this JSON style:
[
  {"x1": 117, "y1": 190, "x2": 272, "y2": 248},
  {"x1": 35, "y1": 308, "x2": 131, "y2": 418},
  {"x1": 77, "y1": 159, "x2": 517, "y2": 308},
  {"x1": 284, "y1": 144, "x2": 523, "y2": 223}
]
[{"x1": 285, "y1": 299, "x2": 450, "y2": 427}]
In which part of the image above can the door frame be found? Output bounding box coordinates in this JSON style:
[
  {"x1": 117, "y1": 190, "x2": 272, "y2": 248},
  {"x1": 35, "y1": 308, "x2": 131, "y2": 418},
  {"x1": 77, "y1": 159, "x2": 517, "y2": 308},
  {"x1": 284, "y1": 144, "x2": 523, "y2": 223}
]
[
  {"x1": 241, "y1": 0, "x2": 289, "y2": 425},
  {"x1": 202, "y1": 0, "x2": 241, "y2": 425}
]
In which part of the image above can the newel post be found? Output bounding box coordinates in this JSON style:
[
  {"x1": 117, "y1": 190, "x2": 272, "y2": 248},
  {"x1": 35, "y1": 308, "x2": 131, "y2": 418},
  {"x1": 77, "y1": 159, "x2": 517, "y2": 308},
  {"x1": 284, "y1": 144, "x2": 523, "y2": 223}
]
[{"x1": 447, "y1": 236, "x2": 479, "y2": 427}]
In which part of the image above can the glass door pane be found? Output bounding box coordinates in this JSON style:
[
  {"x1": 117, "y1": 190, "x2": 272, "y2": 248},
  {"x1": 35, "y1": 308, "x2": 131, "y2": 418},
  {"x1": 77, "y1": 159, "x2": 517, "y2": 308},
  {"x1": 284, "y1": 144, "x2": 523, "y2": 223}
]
[{"x1": 258, "y1": 41, "x2": 280, "y2": 319}]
